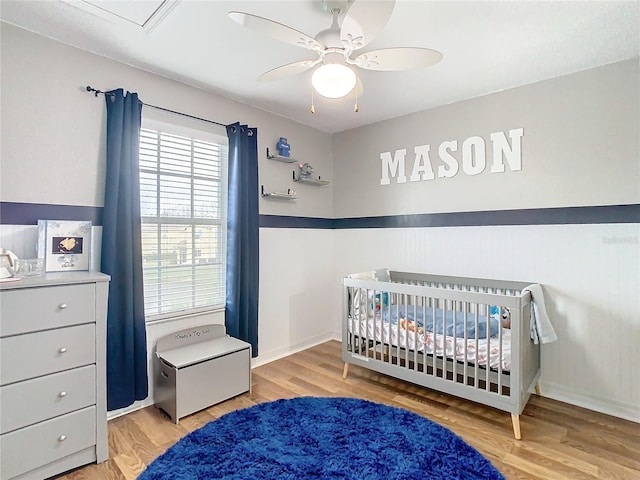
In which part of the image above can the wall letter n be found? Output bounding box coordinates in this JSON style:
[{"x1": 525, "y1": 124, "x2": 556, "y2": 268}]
[
  {"x1": 380, "y1": 149, "x2": 407, "y2": 185},
  {"x1": 490, "y1": 128, "x2": 524, "y2": 173}
]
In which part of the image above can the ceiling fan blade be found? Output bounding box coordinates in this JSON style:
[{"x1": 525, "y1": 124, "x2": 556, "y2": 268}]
[
  {"x1": 340, "y1": 0, "x2": 395, "y2": 50},
  {"x1": 229, "y1": 11, "x2": 321, "y2": 51},
  {"x1": 353, "y1": 47, "x2": 443, "y2": 71},
  {"x1": 258, "y1": 60, "x2": 321, "y2": 82}
]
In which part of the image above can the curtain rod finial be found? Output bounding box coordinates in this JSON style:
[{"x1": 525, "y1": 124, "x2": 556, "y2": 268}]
[{"x1": 86, "y1": 86, "x2": 100, "y2": 97}]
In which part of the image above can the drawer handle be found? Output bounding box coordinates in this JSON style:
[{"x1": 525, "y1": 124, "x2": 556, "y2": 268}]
[
  {"x1": 58, "y1": 435, "x2": 67, "y2": 442},
  {"x1": 58, "y1": 347, "x2": 68, "y2": 354},
  {"x1": 58, "y1": 391, "x2": 67, "y2": 398},
  {"x1": 59, "y1": 303, "x2": 68, "y2": 310}
]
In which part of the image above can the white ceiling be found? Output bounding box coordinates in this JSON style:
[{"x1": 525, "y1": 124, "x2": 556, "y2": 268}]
[{"x1": 1, "y1": 0, "x2": 639, "y2": 133}]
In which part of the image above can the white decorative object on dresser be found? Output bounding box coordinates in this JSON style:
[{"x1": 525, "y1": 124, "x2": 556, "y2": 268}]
[{"x1": 0, "y1": 272, "x2": 110, "y2": 480}]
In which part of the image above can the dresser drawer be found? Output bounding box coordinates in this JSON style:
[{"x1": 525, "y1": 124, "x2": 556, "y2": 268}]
[
  {"x1": 0, "y1": 283, "x2": 95, "y2": 336},
  {"x1": 0, "y1": 406, "x2": 96, "y2": 480},
  {"x1": 0, "y1": 365, "x2": 96, "y2": 434},
  {"x1": 0, "y1": 324, "x2": 95, "y2": 386}
]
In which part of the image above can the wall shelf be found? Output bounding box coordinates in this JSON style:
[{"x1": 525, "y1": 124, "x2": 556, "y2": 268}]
[
  {"x1": 266, "y1": 148, "x2": 296, "y2": 163},
  {"x1": 260, "y1": 185, "x2": 297, "y2": 200},
  {"x1": 293, "y1": 171, "x2": 330, "y2": 186}
]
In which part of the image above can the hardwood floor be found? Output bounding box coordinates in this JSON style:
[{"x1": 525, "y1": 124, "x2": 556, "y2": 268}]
[{"x1": 56, "y1": 341, "x2": 639, "y2": 480}]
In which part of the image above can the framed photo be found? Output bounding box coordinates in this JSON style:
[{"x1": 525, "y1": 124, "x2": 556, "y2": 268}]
[{"x1": 38, "y1": 220, "x2": 92, "y2": 272}]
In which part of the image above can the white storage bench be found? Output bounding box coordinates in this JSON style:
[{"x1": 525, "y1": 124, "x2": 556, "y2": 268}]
[{"x1": 154, "y1": 324, "x2": 251, "y2": 424}]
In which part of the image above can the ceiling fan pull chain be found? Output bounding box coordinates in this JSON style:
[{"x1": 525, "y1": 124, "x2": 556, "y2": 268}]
[
  {"x1": 310, "y1": 85, "x2": 316, "y2": 114},
  {"x1": 354, "y1": 80, "x2": 359, "y2": 113}
]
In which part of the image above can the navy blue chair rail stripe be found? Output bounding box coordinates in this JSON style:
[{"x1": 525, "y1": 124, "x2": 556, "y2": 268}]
[
  {"x1": 261, "y1": 204, "x2": 639, "y2": 229},
  {"x1": 259, "y1": 215, "x2": 336, "y2": 229},
  {"x1": 1, "y1": 202, "x2": 638, "y2": 228},
  {"x1": 0, "y1": 202, "x2": 103, "y2": 226}
]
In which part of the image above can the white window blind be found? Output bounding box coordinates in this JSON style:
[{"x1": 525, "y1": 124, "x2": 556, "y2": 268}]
[{"x1": 139, "y1": 124, "x2": 228, "y2": 321}]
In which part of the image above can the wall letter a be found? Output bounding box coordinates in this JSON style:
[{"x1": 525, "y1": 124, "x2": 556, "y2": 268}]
[{"x1": 409, "y1": 145, "x2": 435, "y2": 182}]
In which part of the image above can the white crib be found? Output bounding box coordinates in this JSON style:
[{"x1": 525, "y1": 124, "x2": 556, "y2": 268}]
[{"x1": 342, "y1": 269, "x2": 541, "y2": 439}]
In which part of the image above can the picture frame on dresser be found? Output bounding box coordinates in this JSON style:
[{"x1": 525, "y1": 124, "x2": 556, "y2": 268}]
[{"x1": 38, "y1": 220, "x2": 92, "y2": 272}]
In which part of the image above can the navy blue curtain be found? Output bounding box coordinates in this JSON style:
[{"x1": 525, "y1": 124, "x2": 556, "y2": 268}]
[
  {"x1": 226, "y1": 122, "x2": 259, "y2": 357},
  {"x1": 102, "y1": 89, "x2": 148, "y2": 410}
]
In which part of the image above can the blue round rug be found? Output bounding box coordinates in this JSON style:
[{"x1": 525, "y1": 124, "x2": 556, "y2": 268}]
[{"x1": 138, "y1": 397, "x2": 505, "y2": 480}]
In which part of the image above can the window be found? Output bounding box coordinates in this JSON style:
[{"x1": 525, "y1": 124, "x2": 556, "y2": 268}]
[{"x1": 139, "y1": 121, "x2": 228, "y2": 321}]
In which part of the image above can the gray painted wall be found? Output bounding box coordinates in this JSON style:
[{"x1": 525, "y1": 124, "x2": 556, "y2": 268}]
[
  {"x1": 1, "y1": 23, "x2": 639, "y2": 421},
  {"x1": 0, "y1": 24, "x2": 338, "y2": 416},
  {"x1": 333, "y1": 60, "x2": 639, "y2": 217},
  {"x1": 330, "y1": 59, "x2": 639, "y2": 421},
  {"x1": 0, "y1": 23, "x2": 334, "y2": 218}
]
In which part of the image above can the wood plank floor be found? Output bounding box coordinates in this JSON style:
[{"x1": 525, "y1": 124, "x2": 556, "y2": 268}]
[{"x1": 56, "y1": 341, "x2": 639, "y2": 480}]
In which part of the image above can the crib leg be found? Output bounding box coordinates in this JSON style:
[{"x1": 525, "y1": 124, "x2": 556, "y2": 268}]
[
  {"x1": 511, "y1": 414, "x2": 522, "y2": 440},
  {"x1": 535, "y1": 384, "x2": 541, "y2": 396},
  {"x1": 342, "y1": 362, "x2": 350, "y2": 380}
]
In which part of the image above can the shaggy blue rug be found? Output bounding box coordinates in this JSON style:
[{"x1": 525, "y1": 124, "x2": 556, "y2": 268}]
[{"x1": 138, "y1": 397, "x2": 505, "y2": 480}]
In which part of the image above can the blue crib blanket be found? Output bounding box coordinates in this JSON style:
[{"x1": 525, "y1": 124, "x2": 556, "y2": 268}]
[{"x1": 382, "y1": 305, "x2": 500, "y2": 339}]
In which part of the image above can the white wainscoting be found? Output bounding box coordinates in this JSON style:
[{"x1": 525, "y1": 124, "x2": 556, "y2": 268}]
[
  {"x1": 3, "y1": 222, "x2": 638, "y2": 423},
  {"x1": 333, "y1": 223, "x2": 640, "y2": 422}
]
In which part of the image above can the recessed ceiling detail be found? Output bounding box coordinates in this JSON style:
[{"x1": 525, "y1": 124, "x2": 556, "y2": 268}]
[
  {"x1": 3, "y1": 1, "x2": 638, "y2": 133},
  {"x1": 61, "y1": 0, "x2": 180, "y2": 33}
]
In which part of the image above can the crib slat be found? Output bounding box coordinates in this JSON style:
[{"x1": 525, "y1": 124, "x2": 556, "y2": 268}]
[
  {"x1": 381, "y1": 289, "x2": 386, "y2": 361},
  {"x1": 405, "y1": 295, "x2": 411, "y2": 368},
  {"x1": 432, "y1": 302, "x2": 437, "y2": 376},
  {"x1": 442, "y1": 299, "x2": 447, "y2": 381},
  {"x1": 351, "y1": 287, "x2": 355, "y2": 354},
  {"x1": 485, "y1": 302, "x2": 490, "y2": 392},
  {"x1": 498, "y1": 304, "x2": 503, "y2": 394},
  {"x1": 365, "y1": 288, "x2": 371, "y2": 358},
  {"x1": 452, "y1": 299, "x2": 458, "y2": 382},
  {"x1": 463, "y1": 301, "x2": 468, "y2": 386},
  {"x1": 413, "y1": 296, "x2": 418, "y2": 371},
  {"x1": 421, "y1": 301, "x2": 426, "y2": 373},
  {"x1": 352, "y1": 287, "x2": 356, "y2": 353},
  {"x1": 474, "y1": 302, "x2": 480, "y2": 390},
  {"x1": 358, "y1": 287, "x2": 363, "y2": 354}
]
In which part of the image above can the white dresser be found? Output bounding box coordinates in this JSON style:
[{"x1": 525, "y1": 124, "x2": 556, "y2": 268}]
[{"x1": 0, "y1": 272, "x2": 110, "y2": 480}]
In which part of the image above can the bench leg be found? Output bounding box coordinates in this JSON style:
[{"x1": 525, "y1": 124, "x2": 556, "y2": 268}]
[
  {"x1": 342, "y1": 362, "x2": 350, "y2": 379},
  {"x1": 511, "y1": 413, "x2": 522, "y2": 440},
  {"x1": 535, "y1": 383, "x2": 541, "y2": 396}
]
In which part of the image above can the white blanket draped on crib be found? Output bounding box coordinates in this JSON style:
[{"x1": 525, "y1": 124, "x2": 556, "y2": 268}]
[{"x1": 523, "y1": 283, "x2": 558, "y2": 345}]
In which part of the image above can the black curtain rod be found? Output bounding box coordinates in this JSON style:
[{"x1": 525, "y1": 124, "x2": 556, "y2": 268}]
[{"x1": 85, "y1": 86, "x2": 228, "y2": 128}]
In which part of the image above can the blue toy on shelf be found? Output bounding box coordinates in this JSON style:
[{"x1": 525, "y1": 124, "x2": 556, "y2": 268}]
[{"x1": 276, "y1": 137, "x2": 291, "y2": 157}]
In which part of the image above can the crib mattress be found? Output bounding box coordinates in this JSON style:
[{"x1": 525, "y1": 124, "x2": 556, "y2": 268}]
[{"x1": 348, "y1": 315, "x2": 512, "y2": 372}]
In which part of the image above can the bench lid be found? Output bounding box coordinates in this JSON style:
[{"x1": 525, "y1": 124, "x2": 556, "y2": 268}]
[{"x1": 156, "y1": 324, "x2": 251, "y2": 369}]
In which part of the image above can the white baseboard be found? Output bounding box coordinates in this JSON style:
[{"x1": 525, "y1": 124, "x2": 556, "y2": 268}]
[
  {"x1": 251, "y1": 332, "x2": 340, "y2": 368},
  {"x1": 109, "y1": 340, "x2": 638, "y2": 427},
  {"x1": 539, "y1": 381, "x2": 640, "y2": 424},
  {"x1": 107, "y1": 333, "x2": 343, "y2": 420},
  {"x1": 107, "y1": 397, "x2": 155, "y2": 420}
]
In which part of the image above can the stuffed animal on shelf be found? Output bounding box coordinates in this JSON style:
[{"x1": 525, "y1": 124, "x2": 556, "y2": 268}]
[{"x1": 298, "y1": 162, "x2": 314, "y2": 178}]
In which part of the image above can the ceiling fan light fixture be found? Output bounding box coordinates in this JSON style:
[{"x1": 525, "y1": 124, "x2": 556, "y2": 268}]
[{"x1": 312, "y1": 63, "x2": 357, "y2": 98}]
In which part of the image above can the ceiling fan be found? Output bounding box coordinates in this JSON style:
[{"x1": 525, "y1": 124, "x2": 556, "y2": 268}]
[{"x1": 229, "y1": 0, "x2": 442, "y2": 107}]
